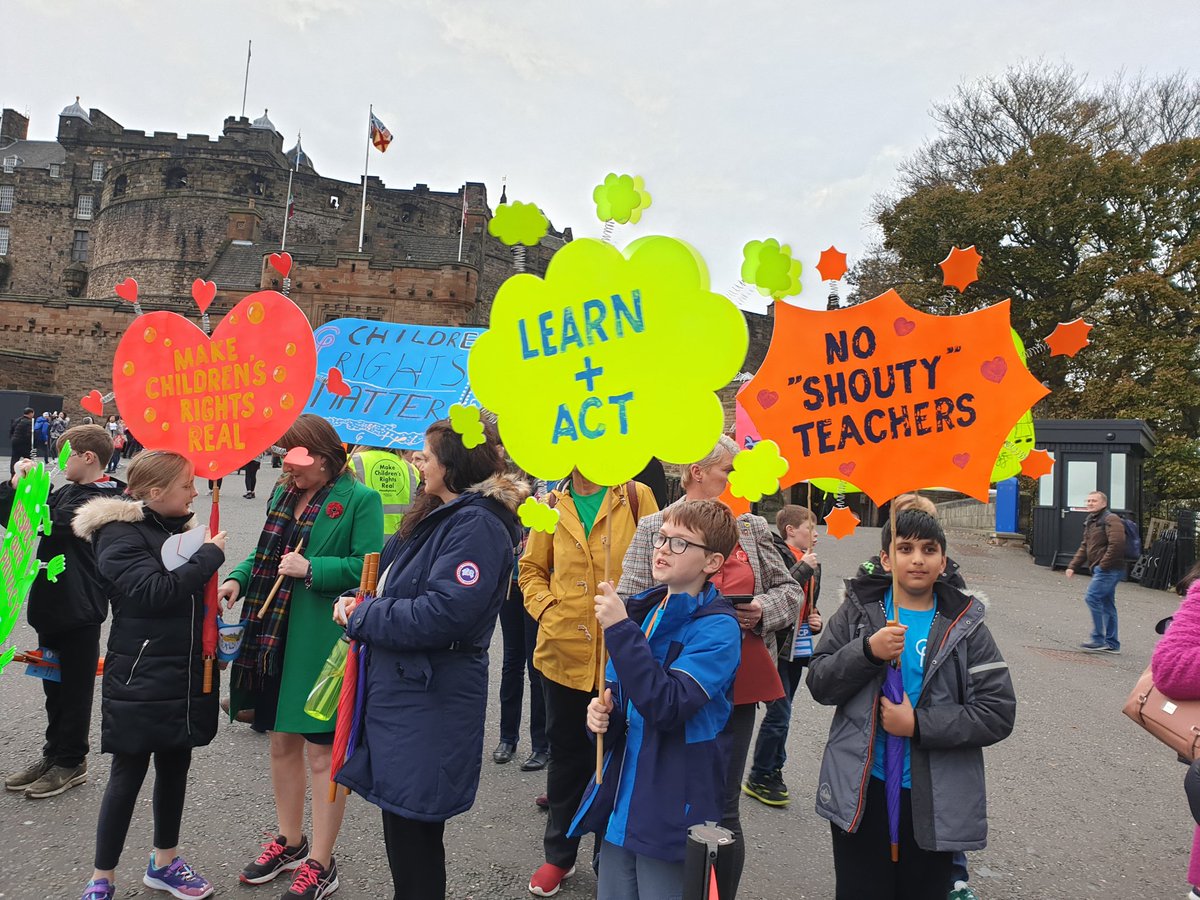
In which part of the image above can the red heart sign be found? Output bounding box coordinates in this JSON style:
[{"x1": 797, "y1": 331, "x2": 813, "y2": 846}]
[
  {"x1": 893, "y1": 317, "x2": 916, "y2": 336},
  {"x1": 268, "y1": 252, "x2": 293, "y2": 278},
  {"x1": 81, "y1": 390, "x2": 104, "y2": 416},
  {"x1": 326, "y1": 367, "x2": 351, "y2": 397},
  {"x1": 114, "y1": 278, "x2": 139, "y2": 304},
  {"x1": 757, "y1": 389, "x2": 779, "y2": 409},
  {"x1": 192, "y1": 279, "x2": 217, "y2": 314},
  {"x1": 111, "y1": 290, "x2": 317, "y2": 479}
]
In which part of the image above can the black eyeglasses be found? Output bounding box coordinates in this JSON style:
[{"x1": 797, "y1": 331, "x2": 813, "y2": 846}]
[{"x1": 652, "y1": 532, "x2": 714, "y2": 555}]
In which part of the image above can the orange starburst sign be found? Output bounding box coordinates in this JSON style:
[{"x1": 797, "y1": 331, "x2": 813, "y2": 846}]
[
  {"x1": 824, "y1": 505, "x2": 861, "y2": 540},
  {"x1": 1020, "y1": 448, "x2": 1055, "y2": 480},
  {"x1": 742, "y1": 289, "x2": 1049, "y2": 504},
  {"x1": 939, "y1": 245, "x2": 982, "y2": 293},
  {"x1": 816, "y1": 246, "x2": 848, "y2": 282},
  {"x1": 1044, "y1": 318, "x2": 1093, "y2": 358}
]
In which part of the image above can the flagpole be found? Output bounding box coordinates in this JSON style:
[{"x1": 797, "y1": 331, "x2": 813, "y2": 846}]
[
  {"x1": 458, "y1": 189, "x2": 467, "y2": 262},
  {"x1": 241, "y1": 40, "x2": 252, "y2": 119},
  {"x1": 281, "y1": 130, "x2": 299, "y2": 252},
  {"x1": 358, "y1": 105, "x2": 372, "y2": 254}
]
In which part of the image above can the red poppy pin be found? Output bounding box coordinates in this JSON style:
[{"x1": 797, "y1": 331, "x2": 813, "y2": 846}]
[{"x1": 325, "y1": 501, "x2": 344, "y2": 519}]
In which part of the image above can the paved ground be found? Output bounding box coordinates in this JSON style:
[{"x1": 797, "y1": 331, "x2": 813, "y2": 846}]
[{"x1": 0, "y1": 466, "x2": 1192, "y2": 898}]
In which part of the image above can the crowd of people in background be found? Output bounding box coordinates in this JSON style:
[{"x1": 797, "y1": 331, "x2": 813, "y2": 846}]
[{"x1": 40, "y1": 411, "x2": 1200, "y2": 899}]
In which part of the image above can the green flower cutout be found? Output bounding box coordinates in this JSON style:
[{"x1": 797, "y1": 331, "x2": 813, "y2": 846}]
[
  {"x1": 488, "y1": 201, "x2": 550, "y2": 248},
  {"x1": 741, "y1": 239, "x2": 802, "y2": 300},
  {"x1": 593, "y1": 173, "x2": 652, "y2": 225},
  {"x1": 728, "y1": 439, "x2": 789, "y2": 502},
  {"x1": 449, "y1": 403, "x2": 486, "y2": 449},
  {"x1": 518, "y1": 496, "x2": 560, "y2": 534}
]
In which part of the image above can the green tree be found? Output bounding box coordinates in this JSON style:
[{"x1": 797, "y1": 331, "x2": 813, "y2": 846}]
[{"x1": 853, "y1": 63, "x2": 1200, "y2": 513}]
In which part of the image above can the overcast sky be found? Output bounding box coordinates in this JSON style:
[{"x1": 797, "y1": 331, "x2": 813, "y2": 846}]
[{"x1": 5, "y1": 0, "x2": 1200, "y2": 310}]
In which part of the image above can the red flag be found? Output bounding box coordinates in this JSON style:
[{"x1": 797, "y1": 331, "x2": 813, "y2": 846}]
[{"x1": 369, "y1": 113, "x2": 393, "y2": 153}]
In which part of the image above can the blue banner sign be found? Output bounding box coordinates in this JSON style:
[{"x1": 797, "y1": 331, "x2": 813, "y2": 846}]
[{"x1": 304, "y1": 318, "x2": 481, "y2": 449}]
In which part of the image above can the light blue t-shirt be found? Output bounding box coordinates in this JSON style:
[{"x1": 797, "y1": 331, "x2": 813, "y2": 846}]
[{"x1": 871, "y1": 589, "x2": 937, "y2": 789}]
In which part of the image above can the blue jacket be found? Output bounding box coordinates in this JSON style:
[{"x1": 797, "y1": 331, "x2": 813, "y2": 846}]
[
  {"x1": 570, "y1": 582, "x2": 741, "y2": 863},
  {"x1": 336, "y1": 474, "x2": 527, "y2": 822}
]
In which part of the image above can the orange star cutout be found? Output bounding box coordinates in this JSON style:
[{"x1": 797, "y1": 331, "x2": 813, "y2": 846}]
[
  {"x1": 1044, "y1": 318, "x2": 1093, "y2": 358},
  {"x1": 824, "y1": 505, "x2": 861, "y2": 540},
  {"x1": 938, "y1": 245, "x2": 982, "y2": 293},
  {"x1": 816, "y1": 246, "x2": 848, "y2": 282},
  {"x1": 1020, "y1": 448, "x2": 1055, "y2": 480},
  {"x1": 718, "y1": 485, "x2": 751, "y2": 517}
]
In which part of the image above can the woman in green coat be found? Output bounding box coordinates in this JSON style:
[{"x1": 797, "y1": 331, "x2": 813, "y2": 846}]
[{"x1": 219, "y1": 414, "x2": 383, "y2": 899}]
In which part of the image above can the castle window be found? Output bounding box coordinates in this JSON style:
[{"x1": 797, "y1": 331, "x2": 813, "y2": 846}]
[
  {"x1": 0, "y1": 226, "x2": 9, "y2": 255},
  {"x1": 249, "y1": 173, "x2": 266, "y2": 196},
  {"x1": 75, "y1": 195, "x2": 94, "y2": 219},
  {"x1": 400, "y1": 204, "x2": 418, "y2": 223},
  {"x1": 165, "y1": 166, "x2": 188, "y2": 190},
  {"x1": 329, "y1": 195, "x2": 340, "y2": 209},
  {"x1": 91, "y1": 161, "x2": 105, "y2": 182},
  {"x1": 49, "y1": 164, "x2": 61, "y2": 178},
  {"x1": 2, "y1": 156, "x2": 15, "y2": 173},
  {"x1": 0, "y1": 186, "x2": 12, "y2": 213},
  {"x1": 113, "y1": 174, "x2": 128, "y2": 197},
  {"x1": 71, "y1": 230, "x2": 89, "y2": 262}
]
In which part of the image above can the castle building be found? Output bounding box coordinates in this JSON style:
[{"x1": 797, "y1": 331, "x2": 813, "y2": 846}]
[{"x1": 0, "y1": 101, "x2": 569, "y2": 414}]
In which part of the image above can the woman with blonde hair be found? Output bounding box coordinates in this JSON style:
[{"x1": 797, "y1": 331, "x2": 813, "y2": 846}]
[{"x1": 221, "y1": 414, "x2": 383, "y2": 900}]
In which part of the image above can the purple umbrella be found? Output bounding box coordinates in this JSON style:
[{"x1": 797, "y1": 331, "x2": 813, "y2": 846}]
[{"x1": 882, "y1": 663, "x2": 904, "y2": 863}]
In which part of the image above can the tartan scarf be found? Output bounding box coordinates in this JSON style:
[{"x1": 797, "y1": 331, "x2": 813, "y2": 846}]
[{"x1": 232, "y1": 479, "x2": 334, "y2": 692}]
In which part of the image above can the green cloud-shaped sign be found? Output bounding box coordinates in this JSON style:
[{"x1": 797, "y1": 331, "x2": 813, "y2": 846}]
[
  {"x1": 469, "y1": 236, "x2": 748, "y2": 485},
  {"x1": 449, "y1": 403, "x2": 486, "y2": 449},
  {"x1": 593, "y1": 173, "x2": 652, "y2": 225},
  {"x1": 518, "y1": 497, "x2": 560, "y2": 534},
  {"x1": 488, "y1": 201, "x2": 550, "y2": 248},
  {"x1": 741, "y1": 239, "x2": 802, "y2": 300},
  {"x1": 728, "y1": 439, "x2": 789, "y2": 502}
]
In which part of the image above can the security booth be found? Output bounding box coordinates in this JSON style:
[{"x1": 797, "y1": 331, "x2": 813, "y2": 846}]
[{"x1": 1029, "y1": 419, "x2": 1155, "y2": 570}]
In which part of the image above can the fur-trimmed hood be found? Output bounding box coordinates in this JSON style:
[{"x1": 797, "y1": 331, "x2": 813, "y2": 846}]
[
  {"x1": 73, "y1": 496, "x2": 195, "y2": 542},
  {"x1": 467, "y1": 472, "x2": 530, "y2": 513}
]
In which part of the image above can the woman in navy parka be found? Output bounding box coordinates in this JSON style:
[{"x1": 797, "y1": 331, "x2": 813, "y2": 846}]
[{"x1": 334, "y1": 419, "x2": 527, "y2": 900}]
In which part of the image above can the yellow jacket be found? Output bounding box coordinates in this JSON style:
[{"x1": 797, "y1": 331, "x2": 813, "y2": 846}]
[{"x1": 519, "y1": 481, "x2": 658, "y2": 692}]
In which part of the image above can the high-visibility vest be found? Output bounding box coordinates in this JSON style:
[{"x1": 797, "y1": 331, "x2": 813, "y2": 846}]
[{"x1": 351, "y1": 450, "x2": 418, "y2": 537}]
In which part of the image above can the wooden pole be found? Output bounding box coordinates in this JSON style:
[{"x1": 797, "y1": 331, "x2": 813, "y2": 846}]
[
  {"x1": 596, "y1": 486, "x2": 614, "y2": 783},
  {"x1": 256, "y1": 537, "x2": 305, "y2": 620}
]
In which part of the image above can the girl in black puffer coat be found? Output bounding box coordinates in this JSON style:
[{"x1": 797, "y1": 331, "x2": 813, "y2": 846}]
[{"x1": 72, "y1": 450, "x2": 226, "y2": 900}]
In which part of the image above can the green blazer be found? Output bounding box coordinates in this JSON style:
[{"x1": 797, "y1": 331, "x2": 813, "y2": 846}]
[{"x1": 229, "y1": 472, "x2": 384, "y2": 733}]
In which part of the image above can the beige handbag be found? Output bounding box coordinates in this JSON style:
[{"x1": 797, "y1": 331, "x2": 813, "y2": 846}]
[{"x1": 1123, "y1": 665, "x2": 1200, "y2": 761}]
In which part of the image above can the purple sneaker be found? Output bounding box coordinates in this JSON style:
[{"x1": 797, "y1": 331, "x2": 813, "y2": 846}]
[
  {"x1": 81, "y1": 879, "x2": 115, "y2": 900},
  {"x1": 142, "y1": 855, "x2": 214, "y2": 899}
]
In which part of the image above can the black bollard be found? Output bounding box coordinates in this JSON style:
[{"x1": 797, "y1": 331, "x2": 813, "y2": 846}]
[{"x1": 682, "y1": 822, "x2": 736, "y2": 899}]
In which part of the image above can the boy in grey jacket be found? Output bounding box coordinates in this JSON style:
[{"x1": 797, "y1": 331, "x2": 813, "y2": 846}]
[{"x1": 807, "y1": 510, "x2": 1016, "y2": 899}]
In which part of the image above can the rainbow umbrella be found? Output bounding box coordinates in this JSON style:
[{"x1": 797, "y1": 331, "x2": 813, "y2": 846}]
[{"x1": 201, "y1": 487, "x2": 220, "y2": 692}]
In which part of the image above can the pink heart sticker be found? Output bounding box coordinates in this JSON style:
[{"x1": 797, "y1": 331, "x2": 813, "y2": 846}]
[
  {"x1": 980, "y1": 357, "x2": 1007, "y2": 383},
  {"x1": 268, "y1": 252, "x2": 293, "y2": 278},
  {"x1": 191, "y1": 279, "x2": 217, "y2": 314},
  {"x1": 838, "y1": 462, "x2": 856, "y2": 477},
  {"x1": 757, "y1": 389, "x2": 779, "y2": 409},
  {"x1": 114, "y1": 278, "x2": 139, "y2": 304},
  {"x1": 952, "y1": 453, "x2": 971, "y2": 469},
  {"x1": 893, "y1": 317, "x2": 916, "y2": 336},
  {"x1": 283, "y1": 446, "x2": 314, "y2": 466}
]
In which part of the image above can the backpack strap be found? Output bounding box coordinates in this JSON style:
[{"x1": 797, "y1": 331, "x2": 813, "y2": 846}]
[{"x1": 624, "y1": 481, "x2": 640, "y2": 522}]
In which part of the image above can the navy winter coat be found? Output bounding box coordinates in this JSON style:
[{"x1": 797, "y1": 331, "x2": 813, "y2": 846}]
[{"x1": 337, "y1": 474, "x2": 527, "y2": 822}]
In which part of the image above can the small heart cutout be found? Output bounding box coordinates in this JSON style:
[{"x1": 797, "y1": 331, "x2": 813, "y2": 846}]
[
  {"x1": 893, "y1": 317, "x2": 916, "y2": 336},
  {"x1": 980, "y1": 357, "x2": 1008, "y2": 383},
  {"x1": 952, "y1": 453, "x2": 971, "y2": 469},
  {"x1": 838, "y1": 461, "x2": 856, "y2": 477},
  {"x1": 757, "y1": 389, "x2": 779, "y2": 409},
  {"x1": 114, "y1": 277, "x2": 139, "y2": 304},
  {"x1": 269, "y1": 252, "x2": 293, "y2": 278},
  {"x1": 326, "y1": 367, "x2": 351, "y2": 397},
  {"x1": 80, "y1": 390, "x2": 104, "y2": 416},
  {"x1": 191, "y1": 279, "x2": 217, "y2": 314},
  {"x1": 283, "y1": 446, "x2": 315, "y2": 466}
]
